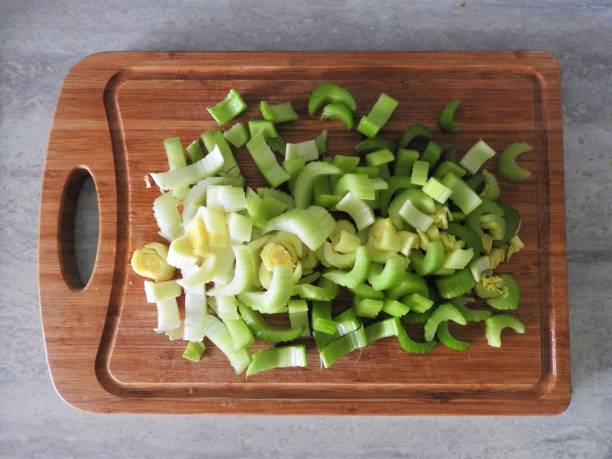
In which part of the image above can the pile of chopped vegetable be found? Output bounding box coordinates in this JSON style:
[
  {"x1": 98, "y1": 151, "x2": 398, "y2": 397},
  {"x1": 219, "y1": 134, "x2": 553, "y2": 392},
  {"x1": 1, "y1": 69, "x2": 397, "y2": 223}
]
[{"x1": 131, "y1": 84, "x2": 532, "y2": 376}]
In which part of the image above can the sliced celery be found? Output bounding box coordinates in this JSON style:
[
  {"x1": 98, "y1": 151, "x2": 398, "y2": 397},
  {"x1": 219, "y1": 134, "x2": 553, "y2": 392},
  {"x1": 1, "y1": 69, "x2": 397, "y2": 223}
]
[
  {"x1": 238, "y1": 266, "x2": 293, "y2": 313},
  {"x1": 308, "y1": 82, "x2": 357, "y2": 116},
  {"x1": 223, "y1": 122, "x2": 250, "y2": 148},
  {"x1": 206, "y1": 185, "x2": 246, "y2": 212},
  {"x1": 485, "y1": 314, "x2": 525, "y2": 348},
  {"x1": 260, "y1": 101, "x2": 298, "y2": 124},
  {"x1": 398, "y1": 124, "x2": 433, "y2": 149},
  {"x1": 246, "y1": 345, "x2": 307, "y2": 377},
  {"x1": 321, "y1": 102, "x2": 354, "y2": 129},
  {"x1": 398, "y1": 199, "x2": 433, "y2": 232},
  {"x1": 365, "y1": 317, "x2": 436, "y2": 353},
  {"x1": 204, "y1": 316, "x2": 251, "y2": 374},
  {"x1": 460, "y1": 139, "x2": 496, "y2": 174},
  {"x1": 207, "y1": 89, "x2": 247, "y2": 125},
  {"x1": 183, "y1": 290, "x2": 207, "y2": 341},
  {"x1": 319, "y1": 326, "x2": 367, "y2": 368},
  {"x1": 209, "y1": 245, "x2": 256, "y2": 296},
  {"x1": 422, "y1": 177, "x2": 452, "y2": 204},
  {"x1": 323, "y1": 246, "x2": 371, "y2": 288},
  {"x1": 353, "y1": 297, "x2": 384, "y2": 318},
  {"x1": 151, "y1": 146, "x2": 225, "y2": 190},
  {"x1": 498, "y1": 143, "x2": 532, "y2": 182},
  {"x1": 201, "y1": 130, "x2": 239, "y2": 174},
  {"x1": 154, "y1": 298, "x2": 181, "y2": 331},
  {"x1": 288, "y1": 299, "x2": 311, "y2": 337},
  {"x1": 438, "y1": 99, "x2": 462, "y2": 133},
  {"x1": 264, "y1": 206, "x2": 334, "y2": 251},
  {"x1": 294, "y1": 161, "x2": 342, "y2": 208},
  {"x1": 335, "y1": 193, "x2": 375, "y2": 231},
  {"x1": 227, "y1": 212, "x2": 253, "y2": 243},
  {"x1": 285, "y1": 139, "x2": 319, "y2": 162},
  {"x1": 424, "y1": 302, "x2": 467, "y2": 341},
  {"x1": 182, "y1": 341, "x2": 205, "y2": 362},
  {"x1": 357, "y1": 93, "x2": 399, "y2": 138},
  {"x1": 238, "y1": 302, "x2": 304, "y2": 342},
  {"x1": 442, "y1": 173, "x2": 483, "y2": 215}
]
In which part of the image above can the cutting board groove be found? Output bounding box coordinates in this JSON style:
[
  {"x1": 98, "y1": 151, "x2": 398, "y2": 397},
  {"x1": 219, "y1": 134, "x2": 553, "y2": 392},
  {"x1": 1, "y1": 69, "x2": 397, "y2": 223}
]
[{"x1": 39, "y1": 52, "x2": 569, "y2": 414}]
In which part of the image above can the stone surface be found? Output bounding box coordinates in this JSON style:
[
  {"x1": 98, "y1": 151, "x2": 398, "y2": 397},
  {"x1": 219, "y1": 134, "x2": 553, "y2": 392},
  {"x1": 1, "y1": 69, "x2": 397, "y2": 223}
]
[{"x1": 1, "y1": 0, "x2": 611, "y2": 457}]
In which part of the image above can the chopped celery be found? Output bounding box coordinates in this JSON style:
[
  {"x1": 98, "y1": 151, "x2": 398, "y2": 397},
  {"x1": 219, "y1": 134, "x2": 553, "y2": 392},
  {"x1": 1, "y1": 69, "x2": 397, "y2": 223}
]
[
  {"x1": 357, "y1": 93, "x2": 399, "y2": 138},
  {"x1": 207, "y1": 89, "x2": 247, "y2": 125},
  {"x1": 398, "y1": 124, "x2": 433, "y2": 149},
  {"x1": 186, "y1": 140, "x2": 204, "y2": 163},
  {"x1": 151, "y1": 146, "x2": 225, "y2": 190},
  {"x1": 183, "y1": 290, "x2": 207, "y2": 341},
  {"x1": 205, "y1": 316, "x2": 251, "y2": 374},
  {"x1": 131, "y1": 242, "x2": 175, "y2": 282},
  {"x1": 394, "y1": 149, "x2": 419, "y2": 176},
  {"x1": 421, "y1": 141, "x2": 443, "y2": 167},
  {"x1": 238, "y1": 266, "x2": 293, "y2": 313},
  {"x1": 246, "y1": 133, "x2": 290, "y2": 188},
  {"x1": 308, "y1": 82, "x2": 357, "y2": 116},
  {"x1": 438, "y1": 99, "x2": 462, "y2": 133},
  {"x1": 368, "y1": 255, "x2": 408, "y2": 290},
  {"x1": 206, "y1": 185, "x2": 246, "y2": 212},
  {"x1": 248, "y1": 119, "x2": 279, "y2": 138},
  {"x1": 239, "y1": 302, "x2": 304, "y2": 342},
  {"x1": 353, "y1": 297, "x2": 384, "y2": 318},
  {"x1": 319, "y1": 326, "x2": 367, "y2": 368},
  {"x1": 460, "y1": 139, "x2": 496, "y2": 174},
  {"x1": 285, "y1": 139, "x2": 319, "y2": 162},
  {"x1": 485, "y1": 314, "x2": 525, "y2": 348},
  {"x1": 424, "y1": 302, "x2": 467, "y2": 341},
  {"x1": 335, "y1": 193, "x2": 375, "y2": 231},
  {"x1": 294, "y1": 161, "x2": 342, "y2": 208},
  {"x1": 398, "y1": 199, "x2": 433, "y2": 232},
  {"x1": 223, "y1": 122, "x2": 250, "y2": 148},
  {"x1": 201, "y1": 130, "x2": 239, "y2": 174},
  {"x1": 321, "y1": 102, "x2": 354, "y2": 129},
  {"x1": 315, "y1": 130, "x2": 328, "y2": 153},
  {"x1": 247, "y1": 345, "x2": 307, "y2": 377},
  {"x1": 498, "y1": 143, "x2": 532, "y2": 182},
  {"x1": 288, "y1": 299, "x2": 311, "y2": 337},
  {"x1": 224, "y1": 317, "x2": 255, "y2": 351},
  {"x1": 154, "y1": 298, "x2": 181, "y2": 331},
  {"x1": 334, "y1": 173, "x2": 376, "y2": 201},
  {"x1": 410, "y1": 160, "x2": 429, "y2": 186},
  {"x1": 227, "y1": 212, "x2": 253, "y2": 243},
  {"x1": 437, "y1": 322, "x2": 471, "y2": 351},
  {"x1": 183, "y1": 341, "x2": 206, "y2": 362},
  {"x1": 144, "y1": 280, "x2": 181, "y2": 303},
  {"x1": 323, "y1": 246, "x2": 371, "y2": 288},
  {"x1": 265, "y1": 206, "x2": 334, "y2": 251},
  {"x1": 365, "y1": 149, "x2": 394, "y2": 167},
  {"x1": 442, "y1": 173, "x2": 483, "y2": 215},
  {"x1": 260, "y1": 101, "x2": 298, "y2": 124},
  {"x1": 209, "y1": 245, "x2": 256, "y2": 296},
  {"x1": 421, "y1": 177, "x2": 452, "y2": 204},
  {"x1": 365, "y1": 318, "x2": 436, "y2": 353}
]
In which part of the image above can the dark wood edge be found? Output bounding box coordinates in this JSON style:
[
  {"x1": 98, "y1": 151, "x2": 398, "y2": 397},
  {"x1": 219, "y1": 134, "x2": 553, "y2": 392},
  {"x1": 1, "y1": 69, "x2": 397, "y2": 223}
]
[{"x1": 40, "y1": 51, "x2": 570, "y2": 415}]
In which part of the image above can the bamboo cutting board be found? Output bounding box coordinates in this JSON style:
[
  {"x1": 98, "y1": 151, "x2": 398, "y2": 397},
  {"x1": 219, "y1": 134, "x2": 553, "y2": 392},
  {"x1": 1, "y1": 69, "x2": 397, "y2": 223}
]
[{"x1": 39, "y1": 52, "x2": 570, "y2": 414}]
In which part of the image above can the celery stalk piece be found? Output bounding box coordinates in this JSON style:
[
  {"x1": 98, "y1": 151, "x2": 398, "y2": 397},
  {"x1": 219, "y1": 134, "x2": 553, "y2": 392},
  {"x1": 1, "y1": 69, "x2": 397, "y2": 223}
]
[
  {"x1": 238, "y1": 266, "x2": 293, "y2": 313},
  {"x1": 365, "y1": 317, "x2": 437, "y2": 353},
  {"x1": 437, "y1": 322, "x2": 471, "y2": 351},
  {"x1": 410, "y1": 160, "x2": 429, "y2": 186},
  {"x1": 288, "y1": 299, "x2": 311, "y2": 337},
  {"x1": 246, "y1": 133, "x2": 290, "y2": 188},
  {"x1": 285, "y1": 139, "x2": 319, "y2": 162},
  {"x1": 422, "y1": 177, "x2": 453, "y2": 204},
  {"x1": 144, "y1": 280, "x2": 182, "y2": 303},
  {"x1": 207, "y1": 89, "x2": 247, "y2": 125},
  {"x1": 294, "y1": 277, "x2": 339, "y2": 301},
  {"x1": 186, "y1": 140, "x2": 204, "y2": 163},
  {"x1": 485, "y1": 314, "x2": 525, "y2": 348},
  {"x1": 335, "y1": 193, "x2": 375, "y2": 231},
  {"x1": 442, "y1": 173, "x2": 483, "y2": 215},
  {"x1": 435, "y1": 268, "x2": 476, "y2": 299},
  {"x1": 334, "y1": 173, "x2": 376, "y2": 201},
  {"x1": 308, "y1": 82, "x2": 357, "y2": 116},
  {"x1": 223, "y1": 122, "x2": 250, "y2": 148},
  {"x1": 227, "y1": 212, "x2": 253, "y2": 243},
  {"x1": 497, "y1": 143, "x2": 532, "y2": 182},
  {"x1": 198, "y1": 206, "x2": 228, "y2": 248},
  {"x1": 201, "y1": 129, "x2": 239, "y2": 174},
  {"x1": 315, "y1": 130, "x2": 328, "y2": 153},
  {"x1": 131, "y1": 242, "x2": 175, "y2": 282},
  {"x1": 216, "y1": 295, "x2": 239, "y2": 319},
  {"x1": 321, "y1": 102, "x2": 354, "y2": 129},
  {"x1": 283, "y1": 156, "x2": 306, "y2": 179},
  {"x1": 442, "y1": 248, "x2": 474, "y2": 270},
  {"x1": 205, "y1": 185, "x2": 246, "y2": 212},
  {"x1": 154, "y1": 297, "x2": 181, "y2": 331},
  {"x1": 365, "y1": 149, "x2": 394, "y2": 167},
  {"x1": 246, "y1": 345, "x2": 307, "y2": 377},
  {"x1": 150, "y1": 145, "x2": 225, "y2": 190},
  {"x1": 182, "y1": 341, "x2": 205, "y2": 362},
  {"x1": 163, "y1": 137, "x2": 188, "y2": 200},
  {"x1": 176, "y1": 253, "x2": 217, "y2": 289},
  {"x1": 438, "y1": 99, "x2": 462, "y2": 133},
  {"x1": 181, "y1": 176, "x2": 243, "y2": 224},
  {"x1": 264, "y1": 206, "x2": 334, "y2": 251},
  {"x1": 357, "y1": 93, "x2": 399, "y2": 138},
  {"x1": 260, "y1": 101, "x2": 299, "y2": 124},
  {"x1": 424, "y1": 302, "x2": 467, "y2": 341},
  {"x1": 224, "y1": 316, "x2": 254, "y2": 351},
  {"x1": 398, "y1": 124, "x2": 433, "y2": 149},
  {"x1": 382, "y1": 299, "x2": 410, "y2": 317},
  {"x1": 319, "y1": 326, "x2": 368, "y2": 368},
  {"x1": 167, "y1": 236, "x2": 198, "y2": 269},
  {"x1": 248, "y1": 119, "x2": 279, "y2": 138},
  {"x1": 294, "y1": 161, "x2": 342, "y2": 208},
  {"x1": 204, "y1": 316, "x2": 251, "y2": 374},
  {"x1": 209, "y1": 245, "x2": 256, "y2": 296},
  {"x1": 368, "y1": 255, "x2": 409, "y2": 290},
  {"x1": 183, "y1": 290, "x2": 207, "y2": 341},
  {"x1": 460, "y1": 139, "x2": 496, "y2": 174},
  {"x1": 210, "y1": 247, "x2": 235, "y2": 285},
  {"x1": 312, "y1": 300, "x2": 337, "y2": 335},
  {"x1": 153, "y1": 192, "x2": 183, "y2": 241},
  {"x1": 238, "y1": 302, "x2": 304, "y2": 341},
  {"x1": 323, "y1": 246, "x2": 371, "y2": 288},
  {"x1": 398, "y1": 199, "x2": 433, "y2": 232},
  {"x1": 353, "y1": 297, "x2": 384, "y2": 318}
]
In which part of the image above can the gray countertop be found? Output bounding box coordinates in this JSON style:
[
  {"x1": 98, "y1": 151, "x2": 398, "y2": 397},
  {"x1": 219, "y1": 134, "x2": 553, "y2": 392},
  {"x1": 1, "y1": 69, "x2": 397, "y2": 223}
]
[{"x1": 1, "y1": 1, "x2": 611, "y2": 457}]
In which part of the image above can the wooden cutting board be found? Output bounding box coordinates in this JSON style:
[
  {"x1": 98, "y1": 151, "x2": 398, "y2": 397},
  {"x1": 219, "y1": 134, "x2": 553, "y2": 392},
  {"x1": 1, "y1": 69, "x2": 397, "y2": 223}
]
[{"x1": 39, "y1": 52, "x2": 570, "y2": 414}]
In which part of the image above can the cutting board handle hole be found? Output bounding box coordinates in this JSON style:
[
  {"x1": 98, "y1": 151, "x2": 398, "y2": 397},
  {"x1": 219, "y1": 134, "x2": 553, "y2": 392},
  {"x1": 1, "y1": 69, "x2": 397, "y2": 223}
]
[{"x1": 59, "y1": 168, "x2": 99, "y2": 290}]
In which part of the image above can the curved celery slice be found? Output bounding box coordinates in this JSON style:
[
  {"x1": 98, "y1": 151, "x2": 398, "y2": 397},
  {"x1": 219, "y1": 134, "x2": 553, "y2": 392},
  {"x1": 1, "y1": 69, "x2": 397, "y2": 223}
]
[
  {"x1": 356, "y1": 137, "x2": 396, "y2": 155},
  {"x1": 283, "y1": 156, "x2": 306, "y2": 179},
  {"x1": 401, "y1": 292, "x2": 434, "y2": 313},
  {"x1": 382, "y1": 299, "x2": 410, "y2": 317},
  {"x1": 260, "y1": 101, "x2": 298, "y2": 124},
  {"x1": 209, "y1": 245, "x2": 256, "y2": 296},
  {"x1": 442, "y1": 173, "x2": 483, "y2": 215},
  {"x1": 238, "y1": 266, "x2": 293, "y2": 313},
  {"x1": 334, "y1": 231, "x2": 362, "y2": 254},
  {"x1": 163, "y1": 137, "x2": 188, "y2": 199},
  {"x1": 201, "y1": 129, "x2": 239, "y2": 174},
  {"x1": 398, "y1": 124, "x2": 433, "y2": 149},
  {"x1": 223, "y1": 316, "x2": 254, "y2": 351},
  {"x1": 460, "y1": 139, "x2": 496, "y2": 174},
  {"x1": 334, "y1": 173, "x2": 376, "y2": 201},
  {"x1": 210, "y1": 246, "x2": 235, "y2": 285},
  {"x1": 264, "y1": 206, "x2": 334, "y2": 251},
  {"x1": 207, "y1": 89, "x2": 247, "y2": 125},
  {"x1": 480, "y1": 214, "x2": 506, "y2": 241},
  {"x1": 413, "y1": 240, "x2": 445, "y2": 275},
  {"x1": 438, "y1": 99, "x2": 461, "y2": 133},
  {"x1": 285, "y1": 139, "x2": 319, "y2": 163},
  {"x1": 365, "y1": 318, "x2": 436, "y2": 353},
  {"x1": 248, "y1": 119, "x2": 278, "y2": 138},
  {"x1": 238, "y1": 302, "x2": 304, "y2": 342},
  {"x1": 450, "y1": 297, "x2": 492, "y2": 322},
  {"x1": 424, "y1": 302, "x2": 467, "y2": 341},
  {"x1": 379, "y1": 176, "x2": 413, "y2": 215},
  {"x1": 348, "y1": 283, "x2": 384, "y2": 300},
  {"x1": 485, "y1": 274, "x2": 520, "y2": 310},
  {"x1": 410, "y1": 160, "x2": 429, "y2": 186},
  {"x1": 479, "y1": 170, "x2": 501, "y2": 200},
  {"x1": 177, "y1": 253, "x2": 217, "y2": 289},
  {"x1": 368, "y1": 255, "x2": 408, "y2": 290},
  {"x1": 154, "y1": 298, "x2": 181, "y2": 331},
  {"x1": 204, "y1": 316, "x2": 251, "y2": 374},
  {"x1": 434, "y1": 160, "x2": 467, "y2": 180},
  {"x1": 223, "y1": 122, "x2": 250, "y2": 148},
  {"x1": 308, "y1": 82, "x2": 357, "y2": 116},
  {"x1": 183, "y1": 290, "x2": 207, "y2": 341},
  {"x1": 437, "y1": 322, "x2": 471, "y2": 351},
  {"x1": 198, "y1": 207, "x2": 228, "y2": 248},
  {"x1": 335, "y1": 193, "x2": 375, "y2": 231},
  {"x1": 498, "y1": 143, "x2": 532, "y2": 182},
  {"x1": 446, "y1": 223, "x2": 483, "y2": 254},
  {"x1": 321, "y1": 102, "x2": 354, "y2": 129},
  {"x1": 150, "y1": 146, "x2": 225, "y2": 190},
  {"x1": 469, "y1": 255, "x2": 491, "y2": 282},
  {"x1": 319, "y1": 326, "x2": 367, "y2": 368},
  {"x1": 294, "y1": 161, "x2": 342, "y2": 208},
  {"x1": 228, "y1": 212, "x2": 253, "y2": 243},
  {"x1": 186, "y1": 139, "x2": 204, "y2": 163},
  {"x1": 288, "y1": 299, "x2": 311, "y2": 337},
  {"x1": 367, "y1": 218, "x2": 402, "y2": 253},
  {"x1": 398, "y1": 199, "x2": 433, "y2": 232},
  {"x1": 386, "y1": 273, "x2": 429, "y2": 299},
  {"x1": 205, "y1": 185, "x2": 246, "y2": 212},
  {"x1": 443, "y1": 248, "x2": 474, "y2": 270},
  {"x1": 485, "y1": 314, "x2": 525, "y2": 348},
  {"x1": 436, "y1": 268, "x2": 476, "y2": 299},
  {"x1": 247, "y1": 344, "x2": 307, "y2": 377},
  {"x1": 494, "y1": 203, "x2": 521, "y2": 247},
  {"x1": 332, "y1": 155, "x2": 361, "y2": 173},
  {"x1": 312, "y1": 300, "x2": 337, "y2": 335},
  {"x1": 294, "y1": 277, "x2": 339, "y2": 301},
  {"x1": 465, "y1": 199, "x2": 504, "y2": 237},
  {"x1": 182, "y1": 341, "x2": 205, "y2": 362},
  {"x1": 353, "y1": 297, "x2": 384, "y2": 318},
  {"x1": 422, "y1": 177, "x2": 453, "y2": 204},
  {"x1": 323, "y1": 246, "x2": 370, "y2": 288},
  {"x1": 153, "y1": 192, "x2": 183, "y2": 241},
  {"x1": 181, "y1": 176, "x2": 243, "y2": 224},
  {"x1": 357, "y1": 93, "x2": 399, "y2": 138},
  {"x1": 322, "y1": 241, "x2": 356, "y2": 269},
  {"x1": 246, "y1": 133, "x2": 290, "y2": 188},
  {"x1": 366, "y1": 149, "x2": 394, "y2": 167}
]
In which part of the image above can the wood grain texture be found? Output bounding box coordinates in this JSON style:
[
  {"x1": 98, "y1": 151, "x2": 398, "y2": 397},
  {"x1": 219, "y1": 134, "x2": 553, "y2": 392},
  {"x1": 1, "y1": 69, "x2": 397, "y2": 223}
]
[{"x1": 39, "y1": 51, "x2": 570, "y2": 415}]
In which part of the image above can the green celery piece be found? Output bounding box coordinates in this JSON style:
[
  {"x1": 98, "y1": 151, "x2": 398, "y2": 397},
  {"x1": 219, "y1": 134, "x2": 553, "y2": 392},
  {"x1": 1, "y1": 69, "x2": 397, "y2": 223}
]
[
  {"x1": 294, "y1": 161, "x2": 342, "y2": 208},
  {"x1": 354, "y1": 166, "x2": 379, "y2": 177},
  {"x1": 319, "y1": 326, "x2": 368, "y2": 368},
  {"x1": 410, "y1": 160, "x2": 429, "y2": 186},
  {"x1": 323, "y1": 246, "x2": 371, "y2": 288},
  {"x1": 422, "y1": 177, "x2": 453, "y2": 204},
  {"x1": 450, "y1": 297, "x2": 492, "y2": 322},
  {"x1": 248, "y1": 119, "x2": 279, "y2": 138},
  {"x1": 260, "y1": 101, "x2": 299, "y2": 124},
  {"x1": 238, "y1": 266, "x2": 294, "y2": 313},
  {"x1": 285, "y1": 139, "x2": 319, "y2": 162},
  {"x1": 460, "y1": 139, "x2": 496, "y2": 174},
  {"x1": 357, "y1": 93, "x2": 399, "y2": 138},
  {"x1": 201, "y1": 129, "x2": 239, "y2": 173},
  {"x1": 334, "y1": 173, "x2": 376, "y2": 201},
  {"x1": 223, "y1": 317, "x2": 255, "y2": 351},
  {"x1": 365, "y1": 317, "x2": 436, "y2": 353},
  {"x1": 321, "y1": 102, "x2": 354, "y2": 130},
  {"x1": 335, "y1": 192, "x2": 375, "y2": 231},
  {"x1": 182, "y1": 341, "x2": 205, "y2": 362},
  {"x1": 332, "y1": 155, "x2": 361, "y2": 173},
  {"x1": 186, "y1": 139, "x2": 204, "y2": 163},
  {"x1": 424, "y1": 302, "x2": 467, "y2": 341},
  {"x1": 437, "y1": 322, "x2": 471, "y2": 351},
  {"x1": 479, "y1": 170, "x2": 501, "y2": 200},
  {"x1": 394, "y1": 149, "x2": 419, "y2": 176},
  {"x1": 283, "y1": 156, "x2": 306, "y2": 179},
  {"x1": 246, "y1": 345, "x2": 307, "y2": 377},
  {"x1": 382, "y1": 299, "x2": 410, "y2": 317},
  {"x1": 436, "y1": 268, "x2": 476, "y2": 299},
  {"x1": 485, "y1": 274, "x2": 520, "y2": 310},
  {"x1": 308, "y1": 82, "x2": 357, "y2": 116},
  {"x1": 421, "y1": 141, "x2": 443, "y2": 167},
  {"x1": 494, "y1": 203, "x2": 521, "y2": 247},
  {"x1": 288, "y1": 299, "x2": 311, "y2": 337},
  {"x1": 312, "y1": 301, "x2": 337, "y2": 335},
  {"x1": 207, "y1": 89, "x2": 247, "y2": 125},
  {"x1": 204, "y1": 316, "x2": 251, "y2": 374},
  {"x1": 267, "y1": 136, "x2": 287, "y2": 155},
  {"x1": 223, "y1": 122, "x2": 250, "y2": 148},
  {"x1": 497, "y1": 143, "x2": 532, "y2": 182},
  {"x1": 315, "y1": 130, "x2": 328, "y2": 153},
  {"x1": 434, "y1": 160, "x2": 467, "y2": 180},
  {"x1": 438, "y1": 99, "x2": 462, "y2": 133},
  {"x1": 365, "y1": 149, "x2": 394, "y2": 167},
  {"x1": 401, "y1": 292, "x2": 434, "y2": 313},
  {"x1": 355, "y1": 136, "x2": 396, "y2": 154},
  {"x1": 368, "y1": 255, "x2": 408, "y2": 290},
  {"x1": 446, "y1": 223, "x2": 483, "y2": 254},
  {"x1": 238, "y1": 302, "x2": 304, "y2": 342},
  {"x1": 246, "y1": 133, "x2": 290, "y2": 188},
  {"x1": 348, "y1": 283, "x2": 384, "y2": 300},
  {"x1": 398, "y1": 124, "x2": 433, "y2": 149},
  {"x1": 294, "y1": 277, "x2": 340, "y2": 301},
  {"x1": 485, "y1": 314, "x2": 525, "y2": 348},
  {"x1": 413, "y1": 241, "x2": 445, "y2": 276},
  {"x1": 353, "y1": 297, "x2": 384, "y2": 318},
  {"x1": 442, "y1": 173, "x2": 483, "y2": 215},
  {"x1": 162, "y1": 137, "x2": 188, "y2": 199},
  {"x1": 379, "y1": 176, "x2": 413, "y2": 216},
  {"x1": 386, "y1": 273, "x2": 429, "y2": 299}
]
